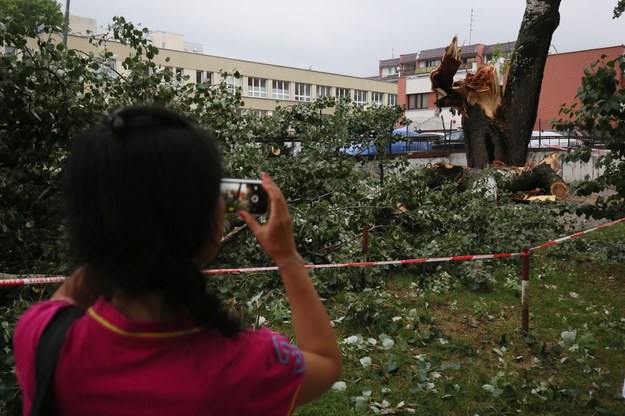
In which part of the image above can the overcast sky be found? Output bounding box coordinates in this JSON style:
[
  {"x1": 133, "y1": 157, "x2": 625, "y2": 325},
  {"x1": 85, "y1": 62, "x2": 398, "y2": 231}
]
[{"x1": 67, "y1": 0, "x2": 623, "y2": 77}]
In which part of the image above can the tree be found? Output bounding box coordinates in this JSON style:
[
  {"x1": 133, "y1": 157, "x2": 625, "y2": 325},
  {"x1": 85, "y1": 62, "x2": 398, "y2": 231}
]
[
  {"x1": 0, "y1": 15, "x2": 584, "y2": 413},
  {"x1": 554, "y1": 54, "x2": 625, "y2": 219},
  {"x1": 614, "y1": 0, "x2": 625, "y2": 18},
  {"x1": 0, "y1": 0, "x2": 63, "y2": 32},
  {"x1": 432, "y1": 0, "x2": 562, "y2": 168}
]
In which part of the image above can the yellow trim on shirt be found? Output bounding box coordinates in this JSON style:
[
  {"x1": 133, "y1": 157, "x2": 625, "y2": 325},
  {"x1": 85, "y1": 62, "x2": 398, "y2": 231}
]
[
  {"x1": 87, "y1": 307, "x2": 203, "y2": 338},
  {"x1": 286, "y1": 385, "x2": 301, "y2": 416}
]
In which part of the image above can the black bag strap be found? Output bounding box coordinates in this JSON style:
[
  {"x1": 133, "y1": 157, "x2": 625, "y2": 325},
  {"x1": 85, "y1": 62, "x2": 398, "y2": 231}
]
[{"x1": 30, "y1": 305, "x2": 85, "y2": 416}]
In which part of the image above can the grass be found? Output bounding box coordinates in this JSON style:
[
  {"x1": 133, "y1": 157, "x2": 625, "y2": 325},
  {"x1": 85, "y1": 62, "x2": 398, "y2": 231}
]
[{"x1": 295, "y1": 224, "x2": 625, "y2": 415}]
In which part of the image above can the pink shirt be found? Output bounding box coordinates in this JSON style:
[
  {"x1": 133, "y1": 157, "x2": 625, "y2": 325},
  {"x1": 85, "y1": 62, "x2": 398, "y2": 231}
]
[{"x1": 14, "y1": 298, "x2": 304, "y2": 416}]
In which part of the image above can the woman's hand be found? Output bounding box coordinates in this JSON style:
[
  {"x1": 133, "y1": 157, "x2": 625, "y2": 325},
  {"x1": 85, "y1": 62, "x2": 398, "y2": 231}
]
[
  {"x1": 237, "y1": 173, "x2": 299, "y2": 265},
  {"x1": 51, "y1": 266, "x2": 101, "y2": 309}
]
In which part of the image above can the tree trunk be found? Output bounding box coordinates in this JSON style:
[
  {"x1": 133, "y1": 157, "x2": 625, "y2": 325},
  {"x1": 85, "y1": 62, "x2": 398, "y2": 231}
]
[
  {"x1": 499, "y1": 0, "x2": 562, "y2": 166},
  {"x1": 425, "y1": 161, "x2": 568, "y2": 199},
  {"x1": 431, "y1": 0, "x2": 562, "y2": 168},
  {"x1": 463, "y1": 104, "x2": 508, "y2": 168}
]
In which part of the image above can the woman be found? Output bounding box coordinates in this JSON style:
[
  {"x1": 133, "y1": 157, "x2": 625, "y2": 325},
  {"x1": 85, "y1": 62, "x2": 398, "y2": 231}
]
[{"x1": 14, "y1": 106, "x2": 341, "y2": 415}]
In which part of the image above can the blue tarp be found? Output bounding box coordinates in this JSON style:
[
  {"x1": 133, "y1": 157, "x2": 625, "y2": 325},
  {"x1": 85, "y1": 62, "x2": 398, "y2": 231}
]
[{"x1": 339, "y1": 129, "x2": 432, "y2": 155}]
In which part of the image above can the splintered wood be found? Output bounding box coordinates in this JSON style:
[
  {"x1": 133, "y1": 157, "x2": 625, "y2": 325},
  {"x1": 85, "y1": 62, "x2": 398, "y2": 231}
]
[{"x1": 430, "y1": 36, "x2": 502, "y2": 118}]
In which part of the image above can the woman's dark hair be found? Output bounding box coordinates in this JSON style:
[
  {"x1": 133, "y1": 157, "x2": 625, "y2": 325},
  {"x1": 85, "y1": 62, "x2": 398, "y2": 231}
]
[{"x1": 65, "y1": 105, "x2": 240, "y2": 335}]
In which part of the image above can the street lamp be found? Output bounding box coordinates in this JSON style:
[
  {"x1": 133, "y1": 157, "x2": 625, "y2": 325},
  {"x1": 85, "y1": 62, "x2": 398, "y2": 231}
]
[{"x1": 63, "y1": 0, "x2": 70, "y2": 47}]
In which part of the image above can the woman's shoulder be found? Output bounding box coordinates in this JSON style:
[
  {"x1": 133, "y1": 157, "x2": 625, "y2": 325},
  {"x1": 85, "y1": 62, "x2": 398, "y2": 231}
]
[
  {"x1": 13, "y1": 299, "x2": 75, "y2": 386},
  {"x1": 14, "y1": 300, "x2": 75, "y2": 346}
]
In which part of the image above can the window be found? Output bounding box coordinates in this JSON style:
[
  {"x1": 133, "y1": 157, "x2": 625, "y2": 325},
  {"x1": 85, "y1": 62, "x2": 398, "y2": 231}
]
[
  {"x1": 354, "y1": 90, "x2": 368, "y2": 106},
  {"x1": 427, "y1": 59, "x2": 441, "y2": 67},
  {"x1": 294, "y1": 83, "x2": 312, "y2": 101},
  {"x1": 175, "y1": 67, "x2": 184, "y2": 77},
  {"x1": 387, "y1": 94, "x2": 397, "y2": 106},
  {"x1": 316, "y1": 85, "x2": 332, "y2": 98},
  {"x1": 336, "y1": 88, "x2": 351, "y2": 100},
  {"x1": 247, "y1": 77, "x2": 267, "y2": 98},
  {"x1": 195, "y1": 70, "x2": 212, "y2": 84},
  {"x1": 407, "y1": 93, "x2": 429, "y2": 110},
  {"x1": 371, "y1": 92, "x2": 384, "y2": 106},
  {"x1": 223, "y1": 74, "x2": 242, "y2": 91},
  {"x1": 382, "y1": 66, "x2": 398, "y2": 76},
  {"x1": 272, "y1": 80, "x2": 290, "y2": 100},
  {"x1": 251, "y1": 109, "x2": 269, "y2": 117},
  {"x1": 95, "y1": 57, "x2": 117, "y2": 77}
]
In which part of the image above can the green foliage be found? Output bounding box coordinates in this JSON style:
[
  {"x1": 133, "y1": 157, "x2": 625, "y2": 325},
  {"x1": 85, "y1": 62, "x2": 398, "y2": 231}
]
[
  {"x1": 614, "y1": 0, "x2": 625, "y2": 18},
  {"x1": 0, "y1": 0, "x2": 63, "y2": 34},
  {"x1": 299, "y1": 225, "x2": 625, "y2": 415},
  {"x1": 2, "y1": 14, "x2": 623, "y2": 416},
  {"x1": 554, "y1": 54, "x2": 625, "y2": 219}
]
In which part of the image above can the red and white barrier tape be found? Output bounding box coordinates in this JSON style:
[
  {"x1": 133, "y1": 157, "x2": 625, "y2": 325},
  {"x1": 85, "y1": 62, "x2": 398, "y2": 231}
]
[
  {"x1": 531, "y1": 216, "x2": 625, "y2": 251},
  {"x1": 202, "y1": 252, "x2": 521, "y2": 275},
  {"x1": 2, "y1": 216, "x2": 623, "y2": 287},
  {"x1": 0, "y1": 253, "x2": 521, "y2": 286},
  {"x1": 0, "y1": 276, "x2": 66, "y2": 287}
]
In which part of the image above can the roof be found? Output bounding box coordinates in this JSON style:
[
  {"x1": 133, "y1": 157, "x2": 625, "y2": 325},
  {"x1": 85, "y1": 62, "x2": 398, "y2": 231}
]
[
  {"x1": 381, "y1": 39, "x2": 519, "y2": 68},
  {"x1": 400, "y1": 53, "x2": 418, "y2": 64},
  {"x1": 417, "y1": 47, "x2": 446, "y2": 61},
  {"x1": 379, "y1": 57, "x2": 400, "y2": 67},
  {"x1": 459, "y1": 43, "x2": 482, "y2": 57},
  {"x1": 484, "y1": 41, "x2": 517, "y2": 55}
]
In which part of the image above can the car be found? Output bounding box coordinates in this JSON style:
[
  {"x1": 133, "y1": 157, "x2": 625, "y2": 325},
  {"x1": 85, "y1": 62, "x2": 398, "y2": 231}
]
[
  {"x1": 530, "y1": 131, "x2": 584, "y2": 148},
  {"x1": 433, "y1": 130, "x2": 465, "y2": 150},
  {"x1": 553, "y1": 129, "x2": 605, "y2": 147},
  {"x1": 339, "y1": 139, "x2": 432, "y2": 156},
  {"x1": 339, "y1": 131, "x2": 438, "y2": 156}
]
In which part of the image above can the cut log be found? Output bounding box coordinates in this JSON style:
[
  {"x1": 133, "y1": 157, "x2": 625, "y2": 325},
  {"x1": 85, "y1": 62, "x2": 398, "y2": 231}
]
[
  {"x1": 539, "y1": 152, "x2": 561, "y2": 175},
  {"x1": 424, "y1": 162, "x2": 473, "y2": 189},
  {"x1": 505, "y1": 164, "x2": 568, "y2": 199},
  {"x1": 424, "y1": 161, "x2": 568, "y2": 200}
]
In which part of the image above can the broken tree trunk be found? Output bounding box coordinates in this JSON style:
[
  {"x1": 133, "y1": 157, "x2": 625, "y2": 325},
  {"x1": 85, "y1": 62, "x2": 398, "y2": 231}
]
[
  {"x1": 424, "y1": 162, "x2": 473, "y2": 190},
  {"x1": 431, "y1": 36, "x2": 501, "y2": 118},
  {"x1": 425, "y1": 160, "x2": 568, "y2": 199},
  {"x1": 431, "y1": 36, "x2": 506, "y2": 168},
  {"x1": 429, "y1": 2, "x2": 562, "y2": 168},
  {"x1": 505, "y1": 163, "x2": 568, "y2": 199}
]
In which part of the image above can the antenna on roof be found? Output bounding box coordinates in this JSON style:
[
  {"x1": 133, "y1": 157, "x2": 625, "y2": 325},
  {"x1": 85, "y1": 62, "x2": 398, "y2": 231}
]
[
  {"x1": 392, "y1": 47, "x2": 395, "y2": 58},
  {"x1": 469, "y1": 8, "x2": 476, "y2": 45}
]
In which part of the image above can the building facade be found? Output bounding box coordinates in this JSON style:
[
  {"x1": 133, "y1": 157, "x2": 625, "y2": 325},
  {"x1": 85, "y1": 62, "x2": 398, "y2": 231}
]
[
  {"x1": 379, "y1": 42, "x2": 624, "y2": 132},
  {"x1": 378, "y1": 42, "x2": 516, "y2": 131},
  {"x1": 65, "y1": 17, "x2": 397, "y2": 117},
  {"x1": 535, "y1": 45, "x2": 625, "y2": 130}
]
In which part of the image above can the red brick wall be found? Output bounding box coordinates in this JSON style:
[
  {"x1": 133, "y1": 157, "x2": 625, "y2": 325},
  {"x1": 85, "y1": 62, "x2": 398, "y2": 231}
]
[
  {"x1": 397, "y1": 77, "x2": 407, "y2": 108},
  {"x1": 427, "y1": 91, "x2": 438, "y2": 108},
  {"x1": 535, "y1": 45, "x2": 625, "y2": 130}
]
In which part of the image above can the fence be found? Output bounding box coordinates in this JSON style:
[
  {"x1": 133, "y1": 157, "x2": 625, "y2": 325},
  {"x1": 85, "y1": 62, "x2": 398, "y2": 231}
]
[{"x1": 2, "y1": 217, "x2": 624, "y2": 333}]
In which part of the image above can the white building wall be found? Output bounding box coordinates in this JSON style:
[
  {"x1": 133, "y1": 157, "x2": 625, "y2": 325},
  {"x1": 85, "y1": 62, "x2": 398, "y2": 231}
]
[
  {"x1": 64, "y1": 32, "x2": 396, "y2": 114},
  {"x1": 69, "y1": 16, "x2": 97, "y2": 36},
  {"x1": 404, "y1": 71, "x2": 467, "y2": 130}
]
